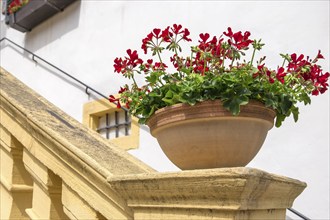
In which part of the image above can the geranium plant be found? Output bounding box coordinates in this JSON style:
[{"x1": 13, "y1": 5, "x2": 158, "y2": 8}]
[
  {"x1": 110, "y1": 24, "x2": 329, "y2": 127},
  {"x1": 7, "y1": 0, "x2": 30, "y2": 14}
]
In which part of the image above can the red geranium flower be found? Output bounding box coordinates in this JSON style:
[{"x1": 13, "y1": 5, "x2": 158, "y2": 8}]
[
  {"x1": 276, "y1": 67, "x2": 286, "y2": 84},
  {"x1": 109, "y1": 95, "x2": 121, "y2": 108},
  {"x1": 110, "y1": 24, "x2": 329, "y2": 127}
]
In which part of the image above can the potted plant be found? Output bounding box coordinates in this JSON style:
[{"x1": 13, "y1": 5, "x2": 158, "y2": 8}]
[
  {"x1": 7, "y1": 0, "x2": 29, "y2": 14},
  {"x1": 7, "y1": 0, "x2": 76, "y2": 32},
  {"x1": 110, "y1": 24, "x2": 329, "y2": 170}
]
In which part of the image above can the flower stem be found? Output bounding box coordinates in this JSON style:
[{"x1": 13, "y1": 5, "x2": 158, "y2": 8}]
[
  {"x1": 156, "y1": 50, "x2": 163, "y2": 65},
  {"x1": 250, "y1": 47, "x2": 257, "y2": 66},
  {"x1": 132, "y1": 74, "x2": 138, "y2": 88},
  {"x1": 174, "y1": 36, "x2": 184, "y2": 78},
  {"x1": 153, "y1": 46, "x2": 166, "y2": 87},
  {"x1": 230, "y1": 57, "x2": 235, "y2": 67}
]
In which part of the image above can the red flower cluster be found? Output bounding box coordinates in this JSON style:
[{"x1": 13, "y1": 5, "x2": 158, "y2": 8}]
[
  {"x1": 287, "y1": 52, "x2": 330, "y2": 95},
  {"x1": 109, "y1": 86, "x2": 130, "y2": 108},
  {"x1": 254, "y1": 51, "x2": 329, "y2": 95},
  {"x1": 110, "y1": 24, "x2": 329, "y2": 112},
  {"x1": 114, "y1": 24, "x2": 256, "y2": 79},
  {"x1": 7, "y1": 0, "x2": 29, "y2": 14},
  {"x1": 113, "y1": 49, "x2": 143, "y2": 77},
  {"x1": 141, "y1": 24, "x2": 192, "y2": 54},
  {"x1": 223, "y1": 27, "x2": 253, "y2": 50}
]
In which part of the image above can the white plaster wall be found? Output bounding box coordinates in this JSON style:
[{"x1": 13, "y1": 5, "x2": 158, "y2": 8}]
[{"x1": 1, "y1": 1, "x2": 329, "y2": 218}]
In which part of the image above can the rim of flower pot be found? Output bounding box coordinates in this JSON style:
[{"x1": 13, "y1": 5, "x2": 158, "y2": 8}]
[{"x1": 147, "y1": 99, "x2": 276, "y2": 134}]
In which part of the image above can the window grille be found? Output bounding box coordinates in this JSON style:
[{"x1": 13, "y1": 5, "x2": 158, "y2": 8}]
[
  {"x1": 96, "y1": 111, "x2": 131, "y2": 140},
  {"x1": 83, "y1": 98, "x2": 139, "y2": 150}
]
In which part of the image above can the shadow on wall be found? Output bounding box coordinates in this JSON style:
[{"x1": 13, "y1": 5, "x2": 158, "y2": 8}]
[{"x1": 24, "y1": 0, "x2": 81, "y2": 52}]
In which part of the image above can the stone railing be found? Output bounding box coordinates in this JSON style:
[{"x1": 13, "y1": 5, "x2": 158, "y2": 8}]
[{"x1": 0, "y1": 67, "x2": 306, "y2": 220}]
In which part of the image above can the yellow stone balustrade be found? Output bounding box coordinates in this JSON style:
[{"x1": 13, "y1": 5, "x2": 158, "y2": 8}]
[{"x1": 0, "y1": 67, "x2": 306, "y2": 220}]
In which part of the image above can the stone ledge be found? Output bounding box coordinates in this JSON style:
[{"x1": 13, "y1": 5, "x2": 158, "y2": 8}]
[
  {"x1": 0, "y1": 67, "x2": 154, "y2": 176},
  {"x1": 108, "y1": 167, "x2": 306, "y2": 219},
  {"x1": 0, "y1": 67, "x2": 154, "y2": 219}
]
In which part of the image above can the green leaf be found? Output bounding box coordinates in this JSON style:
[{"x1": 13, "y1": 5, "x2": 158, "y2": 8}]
[
  {"x1": 147, "y1": 106, "x2": 156, "y2": 117},
  {"x1": 223, "y1": 96, "x2": 249, "y2": 115},
  {"x1": 138, "y1": 118, "x2": 145, "y2": 124},
  {"x1": 300, "y1": 93, "x2": 311, "y2": 105},
  {"x1": 279, "y1": 95, "x2": 292, "y2": 114},
  {"x1": 165, "y1": 90, "x2": 173, "y2": 98},
  {"x1": 162, "y1": 90, "x2": 175, "y2": 105},
  {"x1": 291, "y1": 106, "x2": 299, "y2": 122},
  {"x1": 275, "y1": 114, "x2": 286, "y2": 127},
  {"x1": 280, "y1": 53, "x2": 291, "y2": 61},
  {"x1": 161, "y1": 98, "x2": 174, "y2": 105},
  {"x1": 148, "y1": 91, "x2": 161, "y2": 97},
  {"x1": 146, "y1": 72, "x2": 159, "y2": 84},
  {"x1": 230, "y1": 102, "x2": 240, "y2": 115}
]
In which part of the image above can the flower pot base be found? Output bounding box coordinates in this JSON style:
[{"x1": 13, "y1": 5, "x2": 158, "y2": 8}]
[{"x1": 147, "y1": 100, "x2": 276, "y2": 170}]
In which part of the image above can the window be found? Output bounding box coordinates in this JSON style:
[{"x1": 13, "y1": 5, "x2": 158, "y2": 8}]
[
  {"x1": 97, "y1": 110, "x2": 131, "y2": 139},
  {"x1": 83, "y1": 98, "x2": 139, "y2": 150}
]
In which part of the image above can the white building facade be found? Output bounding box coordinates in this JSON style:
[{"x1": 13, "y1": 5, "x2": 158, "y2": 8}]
[{"x1": 1, "y1": 1, "x2": 329, "y2": 219}]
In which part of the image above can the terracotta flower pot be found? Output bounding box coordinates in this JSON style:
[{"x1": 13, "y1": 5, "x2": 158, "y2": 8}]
[{"x1": 147, "y1": 100, "x2": 276, "y2": 170}]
